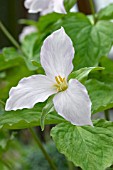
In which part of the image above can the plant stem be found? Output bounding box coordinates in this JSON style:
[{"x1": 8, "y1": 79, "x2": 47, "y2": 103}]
[
  {"x1": 104, "y1": 110, "x2": 110, "y2": 121},
  {"x1": 0, "y1": 21, "x2": 21, "y2": 51},
  {"x1": 0, "y1": 100, "x2": 5, "y2": 106},
  {"x1": 29, "y1": 128, "x2": 57, "y2": 170},
  {"x1": 67, "y1": 161, "x2": 75, "y2": 170},
  {"x1": 89, "y1": 0, "x2": 96, "y2": 23},
  {"x1": 0, "y1": 157, "x2": 12, "y2": 170}
]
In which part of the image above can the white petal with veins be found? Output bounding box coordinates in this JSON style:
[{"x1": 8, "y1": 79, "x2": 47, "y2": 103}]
[
  {"x1": 53, "y1": 79, "x2": 93, "y2": 126},
  {"x1": 5, "y1": 75, "x2": 57, "y2": 111},
  {"x1": 41, "y1": 27, "x2": 74, "y2": 80},
  {"x1": 24, "y1": 0, "x2": 66, "y2": 14},
  {"x1": 28, "y1": 0, "x2": 50, "y2": 13},
  {"x1": 53, "y1": 0, "x2": 66, "y2": 14},
  {"x1": 24, "y1": 0, "x2": 32, "y2": 9}
]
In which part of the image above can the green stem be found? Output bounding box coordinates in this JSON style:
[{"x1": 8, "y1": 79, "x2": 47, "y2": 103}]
[
  {"x1": 67, "y1": 161, "x2": 75, "y2": 170},
  {"x1": 0, "y1": 21, "x2": 21, "y2": 51},
  {"x1": 104, "y1": 110, "x2": 110, "y2": 121},
  {"x1": 29, "y1": 128, "x2": 57, "y2": 170},
  {"x1": 0, "y1": 100, "x2": 5, "y2": 106},
  {"x1": 89, "y1": 0, "x2": 96, "y2": 23},
  {"x1": 0, "y1": 157, "x2": 12, "y2": 170}
]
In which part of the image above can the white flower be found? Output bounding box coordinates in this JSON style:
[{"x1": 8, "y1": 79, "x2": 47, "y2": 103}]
[
  {"x1": 94, "y1": 0, "x2": 113, "y2": 12},
  {"x1": 19, "y1": 26, "x2": 37, "y2": 42},
  {"x1": 5, "y1": 27, "x2": 93, "y2": 126},
  {"x1": 24, "y1": 0, "x2": 66, "y2": 15}
]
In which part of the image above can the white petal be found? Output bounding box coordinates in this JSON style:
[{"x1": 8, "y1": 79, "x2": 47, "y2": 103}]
[
  {"x1": 19, "y1": 26, "x2": 37, "y2": 42},
  {"x1": 53, "y1": 79, "x2": 93, "y2": 126},
  {"x1": 5, "y1": 75, "x2": 57, "y2": 111},
  {"x1": 24, "y1": 0, "x2": 33, "y2": 9},
  {"x1": 53, "y1": 0, "x2": 66, "y2": 14},
  {"x1": 41, "y1": 7, "x2": 54, "y2": 15},
  {"x1": 41, "y1": 27, "x2": 74, "y2": 80},
  {"x1": 28, "y1": 0, "x2": 50, "y2": 13}
]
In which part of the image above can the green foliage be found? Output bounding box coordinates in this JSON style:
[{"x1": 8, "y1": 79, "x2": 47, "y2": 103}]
[
  {"x1": 0, "y1": 104, "x2": 63, "y2": 130},
  {"x1": 68, "y1": 67, "x2": 104, "y2": 82},
  {"x1": 21, "y1": 32, "x2": 42, "y2": 70},
  {"x1": 0, "y1": 130, "x2": 17, "y2": 170},
  {"x1": 64, "y1": 0, "x2": 77, "y2": 12},
  {"x1": 51, "y1": 120, "x2": 113, "y2": 170},
  {"x1": 24, "y1": 142, "x2": 69, "y2": 170},
  {"x1": 40, "y1": 96, "x2": 54, "y2": 131},
  {"x1": 100, "y1": 56, "x2": 113, "y2": 73},
  {"x1": 0, "y1": 64, "x2": 32, "y2": 99},
  {"x1": 85, "y1": 77, "x2": 113, "y2": 113},
  {"x1": 38, "y1": 13, "x2": 113, "y2": 70},
  {"x1": 1, "y1": 2, "x2": 113, "y2": 169},
  {"x1": 0, "y1": 51, "x2": 22, "y2": 71},
  {"x1": 37, "y1": 13, "x2": 64, "y2": 32},
  {"x1": 3, "y1": 47, "x2": 22, "y2": 61},
  {"x1": 97, "y1": 3, "x2": 113, "y2": 20}
]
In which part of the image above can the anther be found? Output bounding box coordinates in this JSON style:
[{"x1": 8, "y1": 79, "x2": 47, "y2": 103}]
[
  {"x1": 58, "y1": 76, "x2": 63, "y2": 82},
  {"x1": 55, "y1": 76, "x2": 60, "y2": 84}
]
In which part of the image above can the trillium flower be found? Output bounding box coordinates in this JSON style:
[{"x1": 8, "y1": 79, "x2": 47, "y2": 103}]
[
  {"x1": 5, "y1": 27, "x2": 93, "y2": 126},
  {"x1": 24, "y1": 0, "x2": 66, "y2": 15}
]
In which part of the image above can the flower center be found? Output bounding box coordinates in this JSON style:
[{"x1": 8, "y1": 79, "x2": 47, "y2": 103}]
[{"x1": 54, "y1": 75, "x2": 68, "y2": 92}]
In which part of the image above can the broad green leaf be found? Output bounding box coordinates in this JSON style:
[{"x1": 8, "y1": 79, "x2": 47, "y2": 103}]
[
  {"x1": 1, "y1": 47, "x2": 34, "y2": 73},
  {"x1": 97, "y1": 3, "x2": 113, "y2": 20},
  {"x1": 64, "y1": 0, "x2": 77, "y2": 12},
  {"x1": 21, "y1": 32, "x2": 43, "y2": 70},
  {"x1": 61, "y1": 16, "x2": 113, "y2": 70},
  {"x1": 37, "y1": 13, "x2": 64, "y2": 32},
  {"x1": 85, "y1": 77, "x2": 113, "y2": 113},
  {"x1": 3, "y1": 47, "x2": 23, "y2": 61},
  {"x1": 0, "y1": 47, "x2": 24, "y2": 71},
  {"x1": 100, "y1": 56, "x2": 113, "y2": 73},
  {"x1": 51, "y1": 120, "x2": 113, "y2": 170},
  {"x1": 0, "y1": 104, "x2": 63, "y2": 130},
  {"x1": 0, "y1": 64, "x2": 32, "y2": 100},
  {"x1": 68, "y1": 67, "x2": 104, "y2": 81},
  {"x1": 38, "y1": 13, "x2": 113, "y2": 70},
  {"x1": 0, "y1": 54, "x2": 21, "y2": 71}
]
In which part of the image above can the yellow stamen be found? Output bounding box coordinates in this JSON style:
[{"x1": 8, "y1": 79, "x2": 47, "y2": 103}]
[
  {"x1": 54, "y1": 75, "x2": 68, "y2": 92},
  {"x1": 55, "y1": 76, "x2": 60, "y2": 84},
  {"x1": 58, "y1": 75, "x2": 63, "y2": 82}
]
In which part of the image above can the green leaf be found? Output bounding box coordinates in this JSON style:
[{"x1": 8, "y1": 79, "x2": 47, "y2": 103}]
[
  {"x1": 97, "y1": 3, "x2": 113, "y2": 20},
  {"x1": 0, "y1": 64, "x2": 32, "y2": 100},
  {"x1": 0, "y1": 104, "x2": 63, "y2": 130},
  {"x1": 100, "y1": 56, "x2": 113, "y2": 73},
  {"x1": 0, "y1": 54, "x2": 20, "y2": 71},
  {"x1": 85, "y1": 77, "x2": 113, "y2": 113},
  {"x1": 51, "y1": 119, "x2": 113, "y2": 170},
  {"x1": 0, "y1": 131, "x2": 15, "y2": 152},
  {"x1": 40, "y1": 96, "x2": 54, "y2": 131},
  {"x1": 64, "y1": 0, "x2": 77, "y2": 12},
  {"x1": 39, "y1": 13, "x2": 113, "y2": 70},
  {"x1": 3, "y1": 47, "x2": 22, "y2": 61},
  {"x1": 19, "y1": 19, "x2": 38, "y2": 27},
  {"x1": 37, "y1": 13, "x2": 64, "y2": 32},
  {"x1": 21, "y1": 32, "x2": 43, "y2": 70},
  {"x1": 68, "y1": 67, "x2": 104, "y2": 82},
  {"x1": 0, "y1": 47, "x2": 23, "y2": 71},
  {"x1": 62, "y1": 15, "x2": 113, "y2": 70}
]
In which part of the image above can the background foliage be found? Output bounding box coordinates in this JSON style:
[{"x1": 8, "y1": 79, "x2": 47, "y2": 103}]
[{"x1": 0, "y1": 0, "x2": 113, "y2": 170}]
